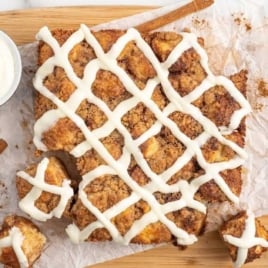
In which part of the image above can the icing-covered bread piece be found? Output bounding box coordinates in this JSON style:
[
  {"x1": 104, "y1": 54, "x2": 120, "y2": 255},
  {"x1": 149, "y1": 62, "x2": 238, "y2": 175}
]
[
  {"x1": 69, "y1": 173, "x2": 206, "y2": 244},
  {"x1": 0, "y1": 215, "x2": 46, "y2": 268},
  {"x1": 16, "y1": 157, "x2": 74, "y2": 221},
  {"x1": 33, "y1": 25, "x2": 250, "y2": 245},
  {"x1": 220, "y1": 211, "x2": 268, "y2": 267}
]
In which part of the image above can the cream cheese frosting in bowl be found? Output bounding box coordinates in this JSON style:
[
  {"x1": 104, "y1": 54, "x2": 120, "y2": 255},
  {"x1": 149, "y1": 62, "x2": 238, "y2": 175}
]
[{"x1": 0, "y1": 30, "x2": 22, "y2": 106}]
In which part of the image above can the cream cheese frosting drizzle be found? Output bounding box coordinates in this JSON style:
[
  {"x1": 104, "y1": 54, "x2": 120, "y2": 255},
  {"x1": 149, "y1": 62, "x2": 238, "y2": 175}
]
[
  {"x1": 223, "y1": 212, "x2": 268, "y2": 268},
  {"x1": 33, "y1": 25, "x2": 251, "y2": 245},
  {"x1": 17, "y1": 157, "x2": 74, "y2": 221},
  {"x1": 0, "y1": 227, "x2": 28, "y2": 268}
]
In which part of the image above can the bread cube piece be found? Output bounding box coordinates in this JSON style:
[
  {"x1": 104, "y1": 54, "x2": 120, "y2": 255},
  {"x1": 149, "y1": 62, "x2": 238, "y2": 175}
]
[
  {"x1": 16, "y1": 157, "x2": 74, "y2": 221},
  {"x1": 0, "y1": 215, "x2": 46, "y2": 268},
  {"x1": 219, "y1": 211, "x2": 268, "y2": 267}
]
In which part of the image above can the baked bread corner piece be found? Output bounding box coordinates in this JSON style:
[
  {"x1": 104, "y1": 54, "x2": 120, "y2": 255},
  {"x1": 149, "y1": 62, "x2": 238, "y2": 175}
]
[
  {"x1": 16, "y1": 156, "x2": 74, "y2": 220},
  {"x1": 219, "y1": 211, "x2": 268, "y2": 266},
  {"x1": 0, "y1": 215, "x2": 46, "y2": 268}
]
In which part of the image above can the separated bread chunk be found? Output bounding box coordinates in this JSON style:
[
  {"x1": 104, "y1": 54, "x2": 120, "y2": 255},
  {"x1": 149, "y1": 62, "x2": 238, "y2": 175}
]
[
  {"x1": 0, "y1": 215, "x2": 46, "y2": 268},
  {"x1": 16, "y1": 157, "x2": 74, "y2": 221},
  {"x1": 219, "y1": 211, "x2": 268, "y2": 267}
]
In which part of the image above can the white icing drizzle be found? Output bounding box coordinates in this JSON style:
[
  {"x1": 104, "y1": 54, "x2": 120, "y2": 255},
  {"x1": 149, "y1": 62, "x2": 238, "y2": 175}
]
[
  {"x1": 0, "y1": 227, "x2": 28, "y2": 268},
  {"x1": 223, "y1": 212, "x2": 268, "y2": 268},
  {"x1": 17, "y1": 157, "x2": 74, "y2": 222},
  {"x1": 33, "y1": 25, "x2": 251, "y2": 245}
]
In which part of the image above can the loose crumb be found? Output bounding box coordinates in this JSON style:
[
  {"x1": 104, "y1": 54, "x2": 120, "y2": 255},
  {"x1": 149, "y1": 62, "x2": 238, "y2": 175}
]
[
  {"x1": 253, "y1": 103, "x2": 264, "y2": 112},
  {"x1": 0, "y1": 179, "x2": 8, "y2": 209},
  {"x1": 0, "y1": 139, "x2": 8, "y2": 154},
  {"x1": 35, "y1": 149, "x2": 43, "y2": 158},
  {"x1": 258, "y1": 80, "x2": 268, "y2": 97},
  {"x1": 234, "y1": 17, "x2": 241, "y2": 25},
  {"x1": 245, "y1": 23, "x2": 252, "y2": 31},
  {"x1": 182, "y1": 27, "x2": 191, "y2": 33},
  {"x1": 191, "y1": 17, "x2": 209, "y2": 30},
  {"x1": 232, "y1": 13, "x2": 252, "y2": 32},
  {"x1": 20, "y1": 118, "x2": 29, "y2": 129}
]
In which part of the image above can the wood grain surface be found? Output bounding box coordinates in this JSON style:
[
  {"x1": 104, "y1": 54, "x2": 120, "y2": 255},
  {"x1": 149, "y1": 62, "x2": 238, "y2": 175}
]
[
  {"x1": 93, "y1": 219, "x2": 268, "y2": 268},
  {"x1": 0, "y1": 6, "x2": 267, "y2": 268},
  {"x1": 0, "y1": 6, "x2": 154, "y2": 44}
]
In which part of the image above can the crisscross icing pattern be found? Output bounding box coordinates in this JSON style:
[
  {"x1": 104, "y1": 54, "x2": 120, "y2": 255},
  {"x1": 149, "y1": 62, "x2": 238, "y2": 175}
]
[
  {"x1": 224, "y1": 213, "x2": 268, "y2": 268},
  {"x1": 0, "y1": 227, "x2": 28, "y2": 267},
  {"x1": 32, "y1": 25, "x2": 251, "y2": 245},
  {"x1": 17, "y1": 158, "x2": 74, "y2": 221}
]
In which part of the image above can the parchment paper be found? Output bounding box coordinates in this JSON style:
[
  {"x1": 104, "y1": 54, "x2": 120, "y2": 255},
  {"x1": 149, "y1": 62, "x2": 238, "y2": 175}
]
[{"x1": 0, "y1": 0, "x2": 268, "y2": 267}]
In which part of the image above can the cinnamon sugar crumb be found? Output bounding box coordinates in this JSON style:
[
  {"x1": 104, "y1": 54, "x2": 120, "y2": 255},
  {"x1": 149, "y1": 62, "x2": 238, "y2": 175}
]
[
  {"x1": 192, "y1": 17, "x2": 209, "y2": 30},
  {"x1": 20, "y1": 118, "x2": 29, "y2": 129},
  {"x1": 258, "y1": 80, "x2": 268, "y2": 97},
  {"x1": 35, "y1": 149, "x2": 43, "y2": 157},
  {"x1": 234, "y1": 17, "x2": 241, "y2": 25},
  {"x1": 0, "y1": 179, "x2": 8, "y2": 209},
  {"x1": 182, "y1": 27, "x2": 191, "y2": 33},
  {"x1": 245, "y1": 23, "x2": 252, "y2": 31},
  {"x1": 253, "y1": 103, "x2": 264, "y2": 112},
  {"x1": 0, "y1": 139, "x2": 8, "y2": 154},
  {"x1": 232, "y1": 13, "x2": 252, "y2": 32}
]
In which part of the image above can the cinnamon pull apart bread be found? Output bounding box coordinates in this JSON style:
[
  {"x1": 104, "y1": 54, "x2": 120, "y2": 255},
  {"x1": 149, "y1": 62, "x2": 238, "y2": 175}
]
[
  {"x1": 16, "y1": 157, "x2": 74, "y2": 221},
  {"x1": 32, "y1": 25, "x2": 251, "y2": 246},
  {"x1": 219, "y1": 211, "x2": 268, "y2": 268},
  {"x1": 0, "y1": 215, "x2": 46, "y2": 268}
]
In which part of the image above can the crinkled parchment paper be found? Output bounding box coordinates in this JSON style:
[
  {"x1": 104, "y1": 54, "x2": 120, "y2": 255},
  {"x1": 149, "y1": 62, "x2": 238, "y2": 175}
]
[{"x1": 0, "y1": 0, "x2": 268, "y2": 267}]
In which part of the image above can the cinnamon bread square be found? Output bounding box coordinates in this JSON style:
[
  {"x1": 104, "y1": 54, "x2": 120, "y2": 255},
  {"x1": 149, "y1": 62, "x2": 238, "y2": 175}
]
[{"x1": 32, "y1": 25, "x2": 250, "y2": 245}]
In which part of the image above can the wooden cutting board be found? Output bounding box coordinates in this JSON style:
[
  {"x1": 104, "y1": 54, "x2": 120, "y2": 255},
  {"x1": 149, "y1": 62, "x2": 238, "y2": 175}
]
[
  {"x1": 0, "y1": 6, "x2": 154, "y2": 45},
  {"x1": 0, "y1": 6, "x2": 267, "y2": 268}
]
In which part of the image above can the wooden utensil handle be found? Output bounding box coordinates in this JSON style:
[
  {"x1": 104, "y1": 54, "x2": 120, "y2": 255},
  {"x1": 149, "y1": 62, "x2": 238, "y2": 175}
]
[{"x1": 136, "y1": 0, "x2": 214, "y2": 32}]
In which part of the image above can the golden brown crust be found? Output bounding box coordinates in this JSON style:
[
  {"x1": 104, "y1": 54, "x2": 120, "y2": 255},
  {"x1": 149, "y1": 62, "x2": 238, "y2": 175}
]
[
  {"x1": 196, "y1": 167, "x2": 242, "y2": 203},
  {"x1": 147, "y1": 32, "x2": 183, "y2": 62},
  {"x1": 169, "y1": 47, "x2": 207, "y2": 97},
  {"x1": 219, "y1": 211, "x2": 268, "y2": 264},
  {"x1": 169, "y1": 111, "x2": 204, "y2": 140},
  {"x1": 92, "y1": 70, "x2": 131, "y2": 111},
  {"x1": 16, "y1": 157, "x2": 73, "y2": 218},
  {"x1": 36, "y1": 28, "x2": 248, "y2": 244},
  {"x1": 191, "y1": 71, "x2": 247, "y2": 203},
  {"x1": 141, "y1": 127, "x2": 186, "y2": 174},
  {"x1": 0, "y1": 215, "x2": 46, "y2": 268},
  {"x1": 122, "y1": 102, "x2": 157, "y2": 139},
  {"x1": 117, "y1": 40, "x2": 156, "y2": 89},
  {"x1": 72, "y1": 190, "x2": 205, "y2": 244},
  {"x1": 193, "y1": 70, "x2": 247, "y2": 128}
]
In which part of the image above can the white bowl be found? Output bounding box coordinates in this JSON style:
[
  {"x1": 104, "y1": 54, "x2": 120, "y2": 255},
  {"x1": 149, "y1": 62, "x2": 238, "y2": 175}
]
[{"x1": 0, "y1": 31, "x2": 22, "y2": 106}]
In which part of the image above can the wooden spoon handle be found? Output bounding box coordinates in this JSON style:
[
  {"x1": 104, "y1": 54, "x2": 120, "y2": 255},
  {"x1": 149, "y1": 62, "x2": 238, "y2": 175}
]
[{"x1": 136, "y1": 0, "x2": 214, "y2": 32}]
